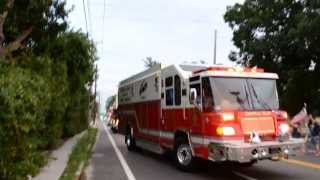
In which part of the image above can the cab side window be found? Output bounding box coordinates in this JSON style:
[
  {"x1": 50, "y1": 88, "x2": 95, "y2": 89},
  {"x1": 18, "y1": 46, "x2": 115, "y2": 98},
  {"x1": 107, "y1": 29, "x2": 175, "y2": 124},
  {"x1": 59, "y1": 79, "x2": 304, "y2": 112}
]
[
  {"x1": 165, "y1": 77, "x2": 174, "y2": 105},
  {"x1": 165, "y1": 75, "x2": 182, "y2": 106},
  {"x1": 174, "y1": 75, "x2": 181, "y2": 105},
  {"x1": 202, "y1": 77, "x2": 214, "y2": 112},
  {"x1": 189, "y1": 83, "x2": 201, "y2": 105}
]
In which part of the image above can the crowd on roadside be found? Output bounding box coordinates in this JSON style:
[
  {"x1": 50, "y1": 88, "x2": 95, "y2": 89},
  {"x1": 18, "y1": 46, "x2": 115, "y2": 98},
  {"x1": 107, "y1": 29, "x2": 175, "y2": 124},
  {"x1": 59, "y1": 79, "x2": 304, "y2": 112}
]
[{"x1": 291, "y1": 113, "x2": 320, "y2": 156}]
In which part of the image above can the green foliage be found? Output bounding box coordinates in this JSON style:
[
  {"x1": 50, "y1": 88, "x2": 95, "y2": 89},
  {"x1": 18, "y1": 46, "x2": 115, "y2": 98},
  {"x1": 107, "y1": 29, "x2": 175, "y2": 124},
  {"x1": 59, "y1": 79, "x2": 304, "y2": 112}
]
[
  {"x1": 64, "y1": 87, "x2": 90, "y2": 137},
  {"x1": 15, "y1": 54, "x2": 70, "y2": 149},
  {"x1": 2, "y1": 0, "x2": 69, "y2": 56},
  {"x1": 49, "y1": 32, "x2": 96, "y2": 137},
  {"x1": 0, "y1": 63, "x2": 50, "y2": 179},
  {"x1": 224, "y1": 0, "x2": 320, "y2": 115},
  {"x1": 0, "y1": 0, "x2": 97, "y2": 179}
]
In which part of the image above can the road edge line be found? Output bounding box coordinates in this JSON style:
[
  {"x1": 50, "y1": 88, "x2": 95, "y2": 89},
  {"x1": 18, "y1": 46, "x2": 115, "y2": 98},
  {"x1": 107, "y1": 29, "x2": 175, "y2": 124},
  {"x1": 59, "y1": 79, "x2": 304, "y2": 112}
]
[
  {"x1": 281, "y1": 158, "x2": 320, "y2": 170},
  {"x1": 102, "y1": 123, "x2": 136, "y2": 180}
]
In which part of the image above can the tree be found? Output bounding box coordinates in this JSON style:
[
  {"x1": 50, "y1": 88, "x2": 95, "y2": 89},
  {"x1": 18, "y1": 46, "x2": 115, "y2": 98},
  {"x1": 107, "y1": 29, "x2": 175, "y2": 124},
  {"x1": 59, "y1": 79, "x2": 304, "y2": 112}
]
[
  {"x1": 143, "y1": 56, "x2": 160, "y2": 68},
  {"x1": 224, "y1": 0, "x2": 320, "y2": 115},
  {"x1": 0, "y1": 0, "x2": 68, "y2": 58},
  {"x1": 49, "y1": 31, "x2": 96, "y2": 137}
]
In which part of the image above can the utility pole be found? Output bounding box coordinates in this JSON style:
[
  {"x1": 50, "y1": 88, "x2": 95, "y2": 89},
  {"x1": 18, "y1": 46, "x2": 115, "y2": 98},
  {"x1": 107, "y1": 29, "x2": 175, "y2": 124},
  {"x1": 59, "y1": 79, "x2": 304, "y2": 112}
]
[
  {"x1": 88, "y1": 82, "x2": 92, "y2": 124},
  {"x1": 93, "y1": 64, "x2": 98, "y2": 124},
  {"x1": 213, "y1": 29, "x2": 217, "y2": 65},
  {"x1": 98, "y1": 93, "x2": 101, "y2": 121}
]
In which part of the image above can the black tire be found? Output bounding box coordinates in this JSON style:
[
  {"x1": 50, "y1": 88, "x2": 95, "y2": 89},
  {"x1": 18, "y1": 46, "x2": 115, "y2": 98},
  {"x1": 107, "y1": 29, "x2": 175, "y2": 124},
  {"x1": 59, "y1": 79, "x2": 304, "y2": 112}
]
[
  {"x1": 125, "y1": 127, "x2": 136, "y2": 151},
  {"x1": 174, "y1": 138, "x2": 196, "y2": 171}
]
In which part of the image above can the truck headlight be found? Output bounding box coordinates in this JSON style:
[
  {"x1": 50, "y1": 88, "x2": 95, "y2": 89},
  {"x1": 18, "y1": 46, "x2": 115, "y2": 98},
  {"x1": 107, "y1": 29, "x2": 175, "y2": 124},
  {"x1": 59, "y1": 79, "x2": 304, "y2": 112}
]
[
  {"x1": 216, "y1": 127, "x2": 236, "y2": 136},
  {"x1": 279, "y1": 123, "x2": 289, "y2": 135}
]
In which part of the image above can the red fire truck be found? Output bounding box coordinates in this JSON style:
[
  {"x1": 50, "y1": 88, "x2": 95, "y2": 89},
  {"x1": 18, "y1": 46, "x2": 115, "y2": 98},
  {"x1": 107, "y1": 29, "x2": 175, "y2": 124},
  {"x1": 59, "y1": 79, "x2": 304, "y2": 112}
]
[{"x1": 117, "y1": 64, "x2": 304, "y2": 170}]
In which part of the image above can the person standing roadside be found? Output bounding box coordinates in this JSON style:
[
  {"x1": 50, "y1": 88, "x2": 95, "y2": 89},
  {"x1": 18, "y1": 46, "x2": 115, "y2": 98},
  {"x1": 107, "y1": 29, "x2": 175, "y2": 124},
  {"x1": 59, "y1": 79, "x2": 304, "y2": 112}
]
[{"x1": 310, "y1": 117, "x2": 320, "y2": 156}]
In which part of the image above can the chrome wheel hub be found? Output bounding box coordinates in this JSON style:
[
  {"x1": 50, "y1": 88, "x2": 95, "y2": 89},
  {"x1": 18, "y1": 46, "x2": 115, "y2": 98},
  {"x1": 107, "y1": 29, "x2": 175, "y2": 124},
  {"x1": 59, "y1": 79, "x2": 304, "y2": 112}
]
[
  {"x1": 177, "y1": 145, "x2": 192, "y2": 166},
  {"x1": 126, "y1": 136, "x2": 131, "y2": 146}
]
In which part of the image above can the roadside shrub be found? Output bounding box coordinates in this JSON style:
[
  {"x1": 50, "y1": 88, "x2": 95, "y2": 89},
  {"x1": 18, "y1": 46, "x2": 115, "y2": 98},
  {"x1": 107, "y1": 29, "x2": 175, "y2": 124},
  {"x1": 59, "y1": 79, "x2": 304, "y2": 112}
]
[
  {"x1": 17, "y1": 55, "x2": 70, "y2": 149},
  {"x1": 0, "y1": 31, "x2": 95, "y2": 179},
  {"x1": 49, "y1": 32, "x2": 95, "y2": 138},
  {"x1": 0, "y1": 63, "x2": 51, "y2": 179},
  {"x1": 64, "y1": 88, "x2": 90, "y2": 137}
]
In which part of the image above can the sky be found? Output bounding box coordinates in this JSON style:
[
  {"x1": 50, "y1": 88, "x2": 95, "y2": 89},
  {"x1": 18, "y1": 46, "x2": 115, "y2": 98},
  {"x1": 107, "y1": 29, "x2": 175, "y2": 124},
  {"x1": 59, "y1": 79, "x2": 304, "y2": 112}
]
[{"x1": 66, "y1": 0, "x2": 243, "y2": 110}]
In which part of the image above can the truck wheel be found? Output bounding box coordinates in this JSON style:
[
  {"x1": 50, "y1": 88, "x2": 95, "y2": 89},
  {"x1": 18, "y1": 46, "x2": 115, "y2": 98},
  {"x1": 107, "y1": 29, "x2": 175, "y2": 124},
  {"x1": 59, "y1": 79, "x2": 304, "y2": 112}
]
[
  {"x1": 174, "y1": 139, "x2": 195, "y2": 171},
  {"x1": 125, "y1": 127, "x2": 136, "y2": 151}
]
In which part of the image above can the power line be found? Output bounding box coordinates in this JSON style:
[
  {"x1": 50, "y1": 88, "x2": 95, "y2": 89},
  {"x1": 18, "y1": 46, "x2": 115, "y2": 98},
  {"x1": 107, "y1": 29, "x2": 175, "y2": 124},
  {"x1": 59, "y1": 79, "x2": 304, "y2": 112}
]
[{"x1": 82, "y1": 0, "x2": 88, "y2": 36}]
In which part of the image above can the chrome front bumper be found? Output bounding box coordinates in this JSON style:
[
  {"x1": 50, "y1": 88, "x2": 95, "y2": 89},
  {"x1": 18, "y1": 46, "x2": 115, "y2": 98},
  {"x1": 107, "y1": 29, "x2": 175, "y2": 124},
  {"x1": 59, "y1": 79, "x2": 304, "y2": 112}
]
[{"x1": 208, "y1": 138, "x2": 305, "y2": 163}]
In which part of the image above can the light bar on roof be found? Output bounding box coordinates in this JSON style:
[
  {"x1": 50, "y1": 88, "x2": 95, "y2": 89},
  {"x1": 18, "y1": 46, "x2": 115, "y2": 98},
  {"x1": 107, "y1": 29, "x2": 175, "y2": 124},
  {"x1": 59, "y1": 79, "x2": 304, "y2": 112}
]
[{"x1": 192, "y1": 66, "x2": 264, "y2": 75}]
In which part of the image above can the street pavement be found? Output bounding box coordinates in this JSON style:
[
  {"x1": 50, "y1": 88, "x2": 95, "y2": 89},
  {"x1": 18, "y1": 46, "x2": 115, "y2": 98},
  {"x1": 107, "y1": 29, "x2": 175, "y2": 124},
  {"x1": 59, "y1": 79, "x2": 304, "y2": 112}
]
[{"x1": 87, "y1": 120, "x2": 320, "y2": 180}]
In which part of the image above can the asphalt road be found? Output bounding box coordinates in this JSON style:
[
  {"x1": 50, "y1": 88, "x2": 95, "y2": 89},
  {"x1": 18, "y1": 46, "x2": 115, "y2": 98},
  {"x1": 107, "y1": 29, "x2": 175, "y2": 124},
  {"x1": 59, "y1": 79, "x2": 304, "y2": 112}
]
[{"x1": 87, "y1": 121, "x2": 320, "y2": 180}]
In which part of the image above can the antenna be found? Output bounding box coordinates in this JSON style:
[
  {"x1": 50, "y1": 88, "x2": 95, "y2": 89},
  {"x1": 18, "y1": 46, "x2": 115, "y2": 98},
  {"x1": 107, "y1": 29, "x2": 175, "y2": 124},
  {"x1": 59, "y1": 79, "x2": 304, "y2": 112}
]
[{"x1": 213, "y1": 29, "x2": 217, "y2": 65}]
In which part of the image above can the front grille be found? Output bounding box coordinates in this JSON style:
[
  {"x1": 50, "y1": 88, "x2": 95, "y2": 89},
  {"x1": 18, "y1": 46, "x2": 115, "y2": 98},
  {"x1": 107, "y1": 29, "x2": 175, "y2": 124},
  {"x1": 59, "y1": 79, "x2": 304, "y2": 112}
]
[{"x1": 269, "y1": 147, "x2": 281, "y2": 155}]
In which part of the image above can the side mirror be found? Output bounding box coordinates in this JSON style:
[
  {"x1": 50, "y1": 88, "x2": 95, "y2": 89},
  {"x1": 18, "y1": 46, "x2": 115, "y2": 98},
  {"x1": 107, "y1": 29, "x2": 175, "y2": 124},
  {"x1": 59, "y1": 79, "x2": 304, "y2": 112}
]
[{"x1": 190, "y1": 88, "x2": 197, "y2": 105}]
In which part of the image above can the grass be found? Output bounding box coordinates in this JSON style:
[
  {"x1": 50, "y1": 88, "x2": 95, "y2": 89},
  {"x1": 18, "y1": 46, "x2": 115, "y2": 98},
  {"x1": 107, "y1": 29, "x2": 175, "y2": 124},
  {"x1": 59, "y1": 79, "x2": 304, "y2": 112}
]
[{"x1": 59, "y1": 128, "x2": 98, "y2": 180}]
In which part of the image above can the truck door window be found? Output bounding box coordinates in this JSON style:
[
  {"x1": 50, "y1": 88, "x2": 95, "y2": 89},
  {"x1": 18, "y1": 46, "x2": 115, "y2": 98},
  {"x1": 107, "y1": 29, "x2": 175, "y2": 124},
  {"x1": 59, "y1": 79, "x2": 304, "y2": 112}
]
[
  {"x1": 202, "y1": 77, "x2": 214, "y2": 112},
  {"x1": 165, "y1": 77, "x2": 174, "y2": 106},
  {"x1": 166, "y1": 89, "x2": 174, "y2": 105},
  {"x1": 189, "y1": 83, "x2": 201, "y2": 105},
  {"x1": 174, "y1": 75, "x2": 181, "y2": 105}
]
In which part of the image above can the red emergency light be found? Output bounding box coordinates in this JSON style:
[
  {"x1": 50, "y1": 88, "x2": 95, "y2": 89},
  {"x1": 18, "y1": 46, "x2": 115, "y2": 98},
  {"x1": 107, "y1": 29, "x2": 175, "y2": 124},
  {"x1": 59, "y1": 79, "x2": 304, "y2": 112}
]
[{"x1": 193, "y1": 66, "x2": 264, "y2": 75}]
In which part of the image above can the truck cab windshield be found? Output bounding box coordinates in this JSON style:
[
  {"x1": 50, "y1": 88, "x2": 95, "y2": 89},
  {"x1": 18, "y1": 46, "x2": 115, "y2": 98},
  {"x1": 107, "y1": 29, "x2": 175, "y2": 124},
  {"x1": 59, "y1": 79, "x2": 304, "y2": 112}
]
[{"x1": 202, "y1": 77, "x2": 279, "y2": 111}]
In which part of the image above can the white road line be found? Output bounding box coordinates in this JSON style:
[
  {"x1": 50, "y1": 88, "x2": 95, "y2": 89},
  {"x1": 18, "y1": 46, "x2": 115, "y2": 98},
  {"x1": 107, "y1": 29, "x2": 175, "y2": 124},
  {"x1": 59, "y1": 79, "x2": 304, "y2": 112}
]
[
  {"x1": 232, "y1": 171, "x2": 258, "y2": 180},
  {"x1": 102, "y1": 123, "x2": 136, "y2": 180}
]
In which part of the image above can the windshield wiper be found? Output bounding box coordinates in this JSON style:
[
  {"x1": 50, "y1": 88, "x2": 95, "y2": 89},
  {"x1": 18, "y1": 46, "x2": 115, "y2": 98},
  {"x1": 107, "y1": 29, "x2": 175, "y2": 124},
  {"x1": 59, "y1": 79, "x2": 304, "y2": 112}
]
[
  {"x1": 249, "y1": 83, "x2": 271, "y2": 110},
  {"x1": 229, "y1": 91, "x2": 246, "y2": 110},
  {"x1": 244, "y1": 83, "x2": 250, "y2": 108}
]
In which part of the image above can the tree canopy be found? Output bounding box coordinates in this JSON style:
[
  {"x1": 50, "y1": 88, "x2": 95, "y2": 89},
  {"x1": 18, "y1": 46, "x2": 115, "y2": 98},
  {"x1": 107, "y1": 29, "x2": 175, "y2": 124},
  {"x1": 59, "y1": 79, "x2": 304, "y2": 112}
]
[
  {"x1": 143, "y1": 56, "x2": 161, "y2": 68},
  {"x1": 224, "y1": 0, "x2": 320, "y2": 115},
  {"x1": 0, "y1": 0, "x2": 69, "y2": 58}
]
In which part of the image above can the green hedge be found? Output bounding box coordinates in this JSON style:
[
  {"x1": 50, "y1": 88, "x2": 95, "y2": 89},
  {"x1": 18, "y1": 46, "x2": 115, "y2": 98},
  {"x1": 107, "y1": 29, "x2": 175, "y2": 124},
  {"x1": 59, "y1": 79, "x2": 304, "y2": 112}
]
[
  {"x1": 0, "y1": 64, "x2": 51, "y2": 179},
  {"x1": 0, "y1": 0, "x2": 96, "y2": 178},
  {"x1": 0, "y1": 32, "x2": 95, "y2": 179}
]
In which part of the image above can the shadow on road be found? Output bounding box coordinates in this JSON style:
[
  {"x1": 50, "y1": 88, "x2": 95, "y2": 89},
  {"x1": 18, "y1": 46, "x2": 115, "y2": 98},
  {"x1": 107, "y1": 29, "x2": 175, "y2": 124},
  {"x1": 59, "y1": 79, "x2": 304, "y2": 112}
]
[
  {"x1": 126, "y1": 147, "x2": 246, "y2": 179},
  {"x1": 123, "y1": 142, "x2": 310, "y2": 180},
  {"x1": 109, "y1": 132, "x2": 320, "y2": 180}
]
